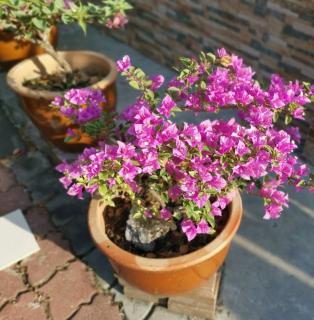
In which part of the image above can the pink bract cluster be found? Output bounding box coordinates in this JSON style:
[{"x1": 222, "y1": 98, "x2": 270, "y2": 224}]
[
  {"x1": 52, "y1": 88, "x2": 105, "y2": 124},
  {"x1": 57, "y1": 49, "x2": 314, "y2": 241}
]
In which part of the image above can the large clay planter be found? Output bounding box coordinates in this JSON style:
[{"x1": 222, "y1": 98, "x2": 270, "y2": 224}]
[
  {"x1": 88, "y1": 190, "x2": 243, "y2": 296},
  {"x1": 0, "y1": 27, "x2": 57, "y2": 70},
  {"x1": 6, "y1": 51, "x2": 117, "y2": 152}
]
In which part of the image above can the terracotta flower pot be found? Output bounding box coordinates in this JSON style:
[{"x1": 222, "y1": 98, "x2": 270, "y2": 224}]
[
  {"x1": 88, "y1": 190, "x2": 243, "y2": 296},
  {"x1": 6, "y1": 51, "x2": 117, "y2": 152},
  {"x1": 0, "y1": 27, "x2": 58, "y2": 70}
]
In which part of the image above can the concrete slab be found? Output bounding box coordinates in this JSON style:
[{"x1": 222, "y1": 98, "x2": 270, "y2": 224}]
[{"x1": 219, "y1": 190, "x2": 314, "y2": 320}]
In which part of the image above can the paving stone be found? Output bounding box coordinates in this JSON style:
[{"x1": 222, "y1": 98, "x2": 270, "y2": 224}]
[
  {"x1": 0, "y1": 80, "x2": 28, "y2": 125},
  {"x1": 83, "y1": 248, "x2": 116, "y2": 290},
  {"x1": 0, "y1": 268, "x2": 27, "y2": 307},
  {"x1": 27, "y1": 168, "x2": 64, "y2": 204},
  {"x1": 22, "y1": 232, "x2": 74, "y2": 286},
  {"x1": 0, "y1": 108, "x2": 25, "y2": 158},
  {"x1": 40, "y1": 260, "x2": 97, "y2": 319},
  {"x1": 71, "y1": 293, "x2": 122, "y2": 320},
  {"x1": 12, "y1": 151, "x2": 50, "y2": 184},
  {"x1": 0, "y1": 165, "x2": 16, "y2": 192},
  {"x1": 0, "y1": 185, "x2": 31, "y2": 216},
  {"x1": 0, "y1": 292, "x2": 46, "y2": 320},
  {"x1": 47, "y1": 195, "x2": 88, "y2": 227},
  {"x1": 148, "y1": 306, "x2": 189, "y2": 320},
  {"x1": 61, "y1": 209, "x2": 95, "y2": 256},
  {"x1": 112, "y1": 286, "x2": 154, "y2": 320},
  {"x1": 25, "y1": 206, "x2": 55, "y2": 237}
]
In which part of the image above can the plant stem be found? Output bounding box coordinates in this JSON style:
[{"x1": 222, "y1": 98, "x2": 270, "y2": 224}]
[
  {"x1": 38, "y1": 31, "x2": 72, "y2": 74},
  {"x1": 148, "y1": 189, "x2": 166, "y2": 208}
]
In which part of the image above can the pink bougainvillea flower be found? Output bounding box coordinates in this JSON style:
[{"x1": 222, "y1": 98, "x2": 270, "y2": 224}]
[
  {"x1": 168, "y1": 185, "x2": 181, "y2": 201},
  {"x1": 63, "y1": 0, "x2": 73, "y2": 9},
  {"x1": 107, "y1": 178, "x2": 116, "y2": 188},
  {"x1": 116, "y1": 55, "x2": 131, "y2": 72},
  {"x1": 66, "y1": 128, "x2": 77, "y2": 138},
  {"x1": 116, "y1": 141, "x2": 136, "y2": 158},
  {"x1": 181, "y1": 219, "x2": 197, "y2": 241},
  {"x1": 173, "y1": 138, "x2": 187, "y2": 160},
  {"x1": 196, "y1": 219, "x2": 210, "y2": 234},
  {"x1": 157, "y1": 95, "x2": 176, "y2": 118},
  {"x1": 264, "y1": 203, "x2": 283, "y2": 219},
  {"x1": 150, "y1": 75, "x2": 165, "y2": 91},
  {"x1": 106, "y1": 12, "x2": 128, "y2": 29},
  {"x1": 144, "y1": 210, "x2": 152, "y2": 218},
  {"x1": 211, "y1": 201, "x2": 222, "y2": 216},
  {"x1": 118, "y1": 161, "x2": 141, "y2": 183},
  {"x1": 217, "y1": 48, "x2": 227, "y2": 58},
  {"x1": 194, "y1": 194, "x2": 210, "y2": 209},
  {"x1": 59, "y1": 176, "x2": 72, "y2": 189},
  {"x1": 285, "y1": 127, "x2": 301, "y2": 143},
  {"x1": 292, "y1": 107, "x2": 305, "y2": 120},
  {"x1": 67, "y1": 184, "x2": 83, "y2": 200},
  {"x1": 160, "y1": 208, "x2": 172, "y2": 220}
]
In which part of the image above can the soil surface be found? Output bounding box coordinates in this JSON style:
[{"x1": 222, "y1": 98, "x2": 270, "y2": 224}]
[
  {"x1": 23, "y1": 70, "x2": 103, "y2": 91},
  {"x1": 104, "y1": 198, "x2": 230, "y2": 258}
]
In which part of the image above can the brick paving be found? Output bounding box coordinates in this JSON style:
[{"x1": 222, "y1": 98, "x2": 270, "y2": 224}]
[
  {"x1": 71, "y1": 294, "x2": 122, "y2": 320},
  {"x1": 0, "y1": 267, "x2": 27, "y2": 308},
  {"x1": 0, "y1": 163, "x2": 121, "y2": 320},
  {"x1": 0, "y1": 291, "x2": 47, "y2": 320}
]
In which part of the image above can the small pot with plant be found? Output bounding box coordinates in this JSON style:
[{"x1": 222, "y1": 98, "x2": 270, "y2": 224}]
[
  {"x1": 56, "y1": 49, "x2": 314, "y2": 295},
  {"x1": 0, "y1": 1, "x2": 57, "y2": 69},
  {"x1": 5, "y1": 0, "x2": 131, "y2": 152}
]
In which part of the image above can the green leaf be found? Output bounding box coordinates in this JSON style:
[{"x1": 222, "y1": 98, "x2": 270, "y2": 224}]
[
  {"x1": 189, "y1": 170, "x2": 197, "y2": 177},
  {"x1": 99, "y1": 184, "x2": 108, "y2": 197},
  {"x1": 206, "y1": 53, "x2": 216, "y2": 63},
  {"x1": 133, "y1": 211, "x2": 142, "y2": 219},
  {"x1": 134, "y1": 68, "x2": 145, "y2": 78},
  {"x1": 144, "y1": 89, "x2": 155, "y2": 100},
  {"x1": 303, "y1": 81, "x2": 310, "y2": 90},
  {"x1": 78, "y1": 19, "x2": 87, "y2": 33},
  {"x1": 273, "y1": 111, "x2": 280, "y2": 122},
  {"x1": 200, "y1": 80, "x2": 207, "y2": 90},
  {"x1": 205, "y1": 212, "x2": 216, "y2": 228},
  {"x1": 54, "y1": 0, "x2": 65, "y2": 10},
  {"x1": 168, "y1": 86, "x2": 180, "y2": 92},
  {"x1": 129, "y1": 80, "x2": 140, "y2": 90},
  {"x1": 180, "y1": 57, "x2": 192, "y2": 66},
  {"x1": 32, "y1": 17, "x2": 45, "y2": 30},
  {"x1": 64, "y1": 136, "x2": 72, "y2": 143},
  {"x1": 285, "y1": 114, "x2": 292, "y2": 125}
]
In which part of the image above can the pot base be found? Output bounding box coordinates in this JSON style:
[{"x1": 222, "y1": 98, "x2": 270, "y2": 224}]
[{"x1": 118, "y1": 270, "x2": 221, "y2": 319}]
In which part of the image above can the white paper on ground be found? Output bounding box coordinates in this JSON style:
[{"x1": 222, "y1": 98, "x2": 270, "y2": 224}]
[{"x1": 0, "y1": 209, "x2": 40, "y2": 271}]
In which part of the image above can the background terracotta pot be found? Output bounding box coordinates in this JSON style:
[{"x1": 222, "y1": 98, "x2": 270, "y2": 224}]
[
  {"x1": 88, "y1": 190, "x2": 243, "y2": 296},
  {"x1": 0, "y1": 27, "x2": 57, "y2": 70},
  {"x1": 6, "y1": 51, "x2": 117, "y2": 152}
]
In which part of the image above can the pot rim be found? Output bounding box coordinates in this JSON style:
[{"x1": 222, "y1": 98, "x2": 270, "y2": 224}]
[
  {"x1": 6, "y1": 50, "x2": 117, "y2": 99},
  {"x1": 88, "y1": 189, "x2": 243, "y2": 272}
]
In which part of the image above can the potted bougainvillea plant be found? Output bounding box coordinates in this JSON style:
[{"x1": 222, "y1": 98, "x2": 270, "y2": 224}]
[
  {"x1": 56, "y1": 49, "x2": 314, "y2": 295},
  {"x1": 4, "y1": 0, "x2": 131, "y2": 151},
  {"x1": 0, "y1": 0, "x2": 58, "y2": 68}
]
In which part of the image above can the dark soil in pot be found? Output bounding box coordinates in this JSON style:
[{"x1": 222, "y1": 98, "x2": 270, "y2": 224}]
[
  {"x1": 23, "y1": 69, "x2": 104, "y2": 91},
  {"x1": 104, "y1": 198, "x2": 230, "y2": 259}
]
